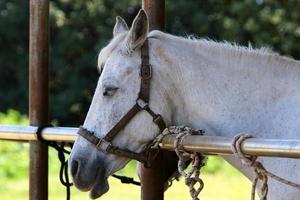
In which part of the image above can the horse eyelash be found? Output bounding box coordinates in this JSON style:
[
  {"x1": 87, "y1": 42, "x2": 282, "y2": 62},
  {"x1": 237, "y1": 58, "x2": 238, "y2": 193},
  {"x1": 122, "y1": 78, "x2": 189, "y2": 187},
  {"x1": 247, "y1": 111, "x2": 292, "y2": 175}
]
[
  {"x1": 98, "y1": 63, "x2": 104, "y2": 76},
  {"x1": 103, "y1": 86, "x2": 119, "y2": 97}
]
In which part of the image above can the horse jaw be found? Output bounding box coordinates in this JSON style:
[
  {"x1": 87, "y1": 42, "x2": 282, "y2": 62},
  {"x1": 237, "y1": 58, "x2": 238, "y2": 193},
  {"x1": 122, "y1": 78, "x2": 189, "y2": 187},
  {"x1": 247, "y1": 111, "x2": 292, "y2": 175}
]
[{"x1": 89, "y1": 175, "x2": 109, "y2": 199}]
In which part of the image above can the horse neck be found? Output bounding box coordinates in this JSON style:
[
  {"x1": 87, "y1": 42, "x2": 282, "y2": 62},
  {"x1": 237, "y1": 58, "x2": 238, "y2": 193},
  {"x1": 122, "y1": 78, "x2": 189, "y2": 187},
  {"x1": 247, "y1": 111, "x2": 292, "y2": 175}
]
[{"x1": 150, "y1": 31, "x2": 300, "y2": 137}]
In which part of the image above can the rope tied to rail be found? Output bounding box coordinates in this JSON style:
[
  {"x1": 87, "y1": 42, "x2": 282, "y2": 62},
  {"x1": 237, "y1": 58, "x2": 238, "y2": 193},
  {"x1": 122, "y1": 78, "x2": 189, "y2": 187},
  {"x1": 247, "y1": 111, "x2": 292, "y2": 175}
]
[
  {"x1": 36, "y1": 125, "x2": 141, "y2": 200},
  {"x1": 232, "y1": 134, "x2": 300, "y2": 200},
  {"x1": 36, "y1": 125, "x2": 73, "y2": 200},
  {"x1": 153, "y1": 126, "x2": 206, "y2": 200}
]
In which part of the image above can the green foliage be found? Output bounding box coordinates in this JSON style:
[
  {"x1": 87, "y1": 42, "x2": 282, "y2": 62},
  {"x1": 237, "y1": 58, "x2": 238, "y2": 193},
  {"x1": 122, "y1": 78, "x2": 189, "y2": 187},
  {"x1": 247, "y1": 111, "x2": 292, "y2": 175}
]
[
  {"x1": 202, "y1": 156, "x2": 225, "y2": 174},
  {"x1": 166, "y1": 0, "x2": 300, "y2": 58},
  {"x1": 1, "y1": 1, "x2": 300, "y2": 126},
  {"x1": 0, "y1": 109, "x2": 28, "y2": 125},
  {"x1": 0, "y1": 141, "x2": 28, "y2": 179},
  {"x1": 48, "y1": 0, "x2": 140, "y2": 125},
  {"x1": 202, "y1": 156, "x2": 238, "y2": 175},
  {"x1": 0, "y1": 110, "x2": 29, "y2": 179},
  {"x1": 0, "y1": 1, "x2": 29, "y2": 114}
]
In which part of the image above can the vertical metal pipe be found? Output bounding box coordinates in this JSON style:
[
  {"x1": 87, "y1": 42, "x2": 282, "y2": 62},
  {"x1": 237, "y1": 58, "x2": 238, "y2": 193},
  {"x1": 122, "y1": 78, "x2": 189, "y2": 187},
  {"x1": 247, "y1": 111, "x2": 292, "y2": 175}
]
[
  {"x1": 142, "y1": 0, "x2": 165, "y2": 30},
  {"x1": 29, "y1": 1, "x2": 49, "y2": 200},
  {"x1": 141, "y1": 1, "x2": 165, "y2": 200}
]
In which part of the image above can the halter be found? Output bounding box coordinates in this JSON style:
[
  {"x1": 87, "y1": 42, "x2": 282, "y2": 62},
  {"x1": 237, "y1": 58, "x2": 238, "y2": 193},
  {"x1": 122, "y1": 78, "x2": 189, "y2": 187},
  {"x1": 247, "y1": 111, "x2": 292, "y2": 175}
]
[{"x1": 78, "y1": 39, "x2": 166, "y2": 166}]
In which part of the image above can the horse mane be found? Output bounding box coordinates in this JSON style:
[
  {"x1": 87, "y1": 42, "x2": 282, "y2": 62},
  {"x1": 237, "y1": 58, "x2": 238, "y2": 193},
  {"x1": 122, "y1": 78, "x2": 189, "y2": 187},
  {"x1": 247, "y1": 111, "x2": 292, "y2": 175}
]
[
  {"x1": 148, "y1": 30, "x2": 300, "y2": 68},
  {"x1": 193, "y1": 37, "x2": 276, "y2": 56},
  {"x1": 98, "y1": 30, "x2": 299, "y2": 73}
]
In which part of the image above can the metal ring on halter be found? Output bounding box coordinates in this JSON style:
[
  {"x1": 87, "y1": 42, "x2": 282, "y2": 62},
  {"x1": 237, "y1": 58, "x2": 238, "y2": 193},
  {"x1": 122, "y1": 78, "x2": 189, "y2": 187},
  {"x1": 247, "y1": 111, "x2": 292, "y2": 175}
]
[
  {"x1": 140, "y1": 64, "x2": 152, "y2": 80},
  {"x1": 96, "y1": 138, "x2": 112, "y2": 152},
  {"x1": 136, "y1": 98, "x2": 149, "y2": 110}
]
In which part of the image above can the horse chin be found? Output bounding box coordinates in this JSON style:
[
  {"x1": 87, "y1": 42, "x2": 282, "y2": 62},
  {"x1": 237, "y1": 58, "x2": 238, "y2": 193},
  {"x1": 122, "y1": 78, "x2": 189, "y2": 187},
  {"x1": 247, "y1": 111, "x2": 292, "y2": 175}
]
[{"x1": 89, "y1": 174, "x2": 109, "y2": 199}]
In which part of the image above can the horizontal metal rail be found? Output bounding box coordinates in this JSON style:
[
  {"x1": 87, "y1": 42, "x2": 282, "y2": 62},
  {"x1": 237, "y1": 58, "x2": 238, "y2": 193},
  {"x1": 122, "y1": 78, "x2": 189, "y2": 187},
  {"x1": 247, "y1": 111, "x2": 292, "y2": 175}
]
[
  {"x1": 160, "y1": 135, "x2": 300, "y2": 159},
  {"x1": 1, "y1": 125, "x2": 300, "y2": 159},
  {"x1": 0, "y1": 125, "x2": 77, "y2": 142}
]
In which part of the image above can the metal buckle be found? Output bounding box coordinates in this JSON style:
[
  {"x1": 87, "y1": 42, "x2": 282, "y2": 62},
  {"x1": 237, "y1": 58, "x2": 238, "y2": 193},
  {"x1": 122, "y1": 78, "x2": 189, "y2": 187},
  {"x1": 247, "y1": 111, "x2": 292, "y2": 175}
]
[
  {"x1": 96, "y1": 138, "x2": 112, "y2": 152},
  {"x1": 136, "y1": 98, "x2": 148, "y2": 110},
  {"x1": 153, "y1": 114, "x2": 162, "y2": 123},
  {"x1": 140, "y1": 64, "x2": 152, "y2": 80}
]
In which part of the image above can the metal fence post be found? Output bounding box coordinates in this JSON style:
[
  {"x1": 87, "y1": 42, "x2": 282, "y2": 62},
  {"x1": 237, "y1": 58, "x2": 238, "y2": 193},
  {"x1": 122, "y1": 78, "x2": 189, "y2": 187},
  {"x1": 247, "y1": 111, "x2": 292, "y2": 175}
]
[
  {"x1": 141, "y1": 1, "x2": 165, "y2": 200},
  {"x1": 29, "y1": 0, "x2": 49, "y2": 199}
]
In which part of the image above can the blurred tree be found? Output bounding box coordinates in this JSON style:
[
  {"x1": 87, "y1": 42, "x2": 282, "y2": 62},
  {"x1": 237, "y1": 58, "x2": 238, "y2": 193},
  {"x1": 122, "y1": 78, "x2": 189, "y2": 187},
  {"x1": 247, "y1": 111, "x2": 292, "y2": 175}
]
[
  {"x1": 0, "y1": 0, "x2": 29, "y2": 115},
  {"x1": 48, "y1": 0, "x2": 140, "y2": 125},
  {"x1": 0, "y1": 0, "x2": 299, "y2": 126},
  {"x1": 166, "y1": 0, "x2": 300, "y2": 58}
]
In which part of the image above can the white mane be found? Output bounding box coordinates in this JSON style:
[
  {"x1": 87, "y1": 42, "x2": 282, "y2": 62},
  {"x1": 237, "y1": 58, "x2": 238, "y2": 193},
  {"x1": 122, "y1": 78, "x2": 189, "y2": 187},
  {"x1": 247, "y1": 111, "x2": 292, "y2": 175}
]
[
  {"x1": 149, "y1": 30, "x2": 276, "y2": 55},
  {"x1": 148, "y1": 30, "x2": 299, "y2": 68},
  {"x1": 98, "y1": 30, "x2": 299, "y2": 77},
  {"x1": 196, "y1": 38, "x2": 275, "y2": 55}
]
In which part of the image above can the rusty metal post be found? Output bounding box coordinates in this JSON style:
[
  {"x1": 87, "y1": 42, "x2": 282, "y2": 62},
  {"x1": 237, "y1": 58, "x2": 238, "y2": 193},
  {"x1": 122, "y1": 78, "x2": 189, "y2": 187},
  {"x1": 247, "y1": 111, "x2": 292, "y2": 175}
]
[
  {"x1": 143, "y1": 0, "x2": 165, "y2": 30},
  {"x1": 29, "y1": 0, "x2": 49, "y2": 200},
  {"x1": 141, "y1": 1, "x2": 165, "y2": 200}
]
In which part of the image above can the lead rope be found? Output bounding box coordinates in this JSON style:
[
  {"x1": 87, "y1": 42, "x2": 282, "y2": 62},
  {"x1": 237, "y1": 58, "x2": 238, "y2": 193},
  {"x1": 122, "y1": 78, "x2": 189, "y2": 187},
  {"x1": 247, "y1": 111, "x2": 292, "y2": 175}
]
[
  {"x1": 36, "y1": 125, "x2": 141, "y2": 200},
  {"x1": 111, "y1": 174, "x2": 141, "y2": 186},
  {"x1": 36, "y1": 125, "x2": 73, "y2": 200},
  {"x1": 152, "y1": 126, "x2": 206, "y2": 200},
  {"x1": 231, "y1": 134, "x2": 300, "y2": 200}
]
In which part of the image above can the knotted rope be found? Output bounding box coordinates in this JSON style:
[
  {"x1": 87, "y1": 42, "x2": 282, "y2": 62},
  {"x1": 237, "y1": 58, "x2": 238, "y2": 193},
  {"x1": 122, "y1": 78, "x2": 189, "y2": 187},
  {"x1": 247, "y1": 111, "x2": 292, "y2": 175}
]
[
  {"x1": 153, "y1": 126, "x2": 206, "y2": 200},
  {"x1": 36, "y1": 125, "x2": 73, "y2": 200},
  {"x1": 232, "y1": 134, "x2": 300, "y2": 200}
]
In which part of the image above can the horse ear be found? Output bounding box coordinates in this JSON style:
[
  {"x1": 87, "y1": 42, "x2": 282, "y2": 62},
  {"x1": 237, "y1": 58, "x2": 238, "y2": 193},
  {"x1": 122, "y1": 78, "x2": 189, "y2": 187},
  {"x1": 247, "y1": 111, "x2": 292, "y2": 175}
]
[
  {"x1": 127, "y1": 9, "x2": 149, "y2": 50},
  {"x1": 113, "y1": 16, "x2": 129, "y2": 37}
]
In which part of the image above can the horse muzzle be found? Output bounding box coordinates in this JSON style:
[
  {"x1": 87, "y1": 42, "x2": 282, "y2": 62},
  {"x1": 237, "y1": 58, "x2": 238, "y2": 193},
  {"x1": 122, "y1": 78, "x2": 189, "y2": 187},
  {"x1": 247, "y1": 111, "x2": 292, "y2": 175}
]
[{"x1": 69, "y1": 156, "x2": 109, "y2": 199}]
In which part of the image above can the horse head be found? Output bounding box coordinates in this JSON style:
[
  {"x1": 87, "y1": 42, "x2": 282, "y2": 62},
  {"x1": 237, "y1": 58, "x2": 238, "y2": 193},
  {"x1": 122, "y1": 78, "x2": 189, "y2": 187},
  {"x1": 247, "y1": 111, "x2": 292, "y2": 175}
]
[{"x1": 69, "y1": 10, "x2": 172, "y2": 199}]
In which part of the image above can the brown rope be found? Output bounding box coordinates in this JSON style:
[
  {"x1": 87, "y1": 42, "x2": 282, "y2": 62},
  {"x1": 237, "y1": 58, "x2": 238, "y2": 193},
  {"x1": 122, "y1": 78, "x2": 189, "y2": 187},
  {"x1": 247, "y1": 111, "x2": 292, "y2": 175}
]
[
  {"x1": 232, "y1": 134, "x2": 300, "y2": 200},
  {"x1": 153, "y1": 126, "x2": 206, "y2": 200}
]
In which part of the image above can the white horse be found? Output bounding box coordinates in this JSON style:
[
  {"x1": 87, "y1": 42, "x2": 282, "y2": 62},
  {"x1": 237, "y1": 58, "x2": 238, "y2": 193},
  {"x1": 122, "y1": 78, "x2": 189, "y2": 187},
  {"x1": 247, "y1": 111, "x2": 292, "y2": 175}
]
[{"x1": 69, "y1": 10, "x2": 300, "y2": 199}]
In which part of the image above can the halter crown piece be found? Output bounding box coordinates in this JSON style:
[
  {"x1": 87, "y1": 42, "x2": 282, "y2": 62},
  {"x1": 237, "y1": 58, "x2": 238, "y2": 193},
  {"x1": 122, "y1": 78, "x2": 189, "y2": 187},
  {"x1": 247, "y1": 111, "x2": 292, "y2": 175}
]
[{"x1": 78, "y1": 39, "x2": 166, "y2": 166}]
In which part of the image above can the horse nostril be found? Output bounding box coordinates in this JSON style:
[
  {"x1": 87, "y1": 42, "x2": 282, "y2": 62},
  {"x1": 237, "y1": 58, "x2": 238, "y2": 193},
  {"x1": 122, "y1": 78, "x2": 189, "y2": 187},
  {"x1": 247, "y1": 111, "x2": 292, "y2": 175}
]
[{"x1": 71, "y1": 159, "x2": 80, "y2": 177}]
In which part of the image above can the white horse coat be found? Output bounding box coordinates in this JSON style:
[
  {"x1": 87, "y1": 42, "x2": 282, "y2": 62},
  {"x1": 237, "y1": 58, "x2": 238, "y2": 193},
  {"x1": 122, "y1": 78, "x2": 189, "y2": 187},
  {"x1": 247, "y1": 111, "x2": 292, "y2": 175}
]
[{"x1": 69, "y1": 10, "x2": 300, "y2": 199}]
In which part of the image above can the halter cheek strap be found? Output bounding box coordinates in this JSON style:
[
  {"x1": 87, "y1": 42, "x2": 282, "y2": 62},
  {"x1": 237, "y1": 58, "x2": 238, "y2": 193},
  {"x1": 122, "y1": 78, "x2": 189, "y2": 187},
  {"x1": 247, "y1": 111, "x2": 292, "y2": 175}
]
[{"x1": 77, "y1": 39, "x2": 166, "y2": 165}]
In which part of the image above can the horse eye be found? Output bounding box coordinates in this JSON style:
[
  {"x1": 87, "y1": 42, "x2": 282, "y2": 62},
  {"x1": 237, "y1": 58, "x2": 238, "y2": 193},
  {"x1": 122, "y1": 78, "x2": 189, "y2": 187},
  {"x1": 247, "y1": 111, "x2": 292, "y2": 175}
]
[{"x1": 103, "y1": 86, "x2": 119, "y2": 96}]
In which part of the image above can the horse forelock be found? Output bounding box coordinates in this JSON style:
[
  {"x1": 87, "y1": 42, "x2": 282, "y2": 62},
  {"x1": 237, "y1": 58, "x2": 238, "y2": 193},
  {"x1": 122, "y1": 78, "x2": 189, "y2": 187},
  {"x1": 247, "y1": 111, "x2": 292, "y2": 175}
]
[{"x1": 97, "y1": 32, "x2": 128, "y2": 71}]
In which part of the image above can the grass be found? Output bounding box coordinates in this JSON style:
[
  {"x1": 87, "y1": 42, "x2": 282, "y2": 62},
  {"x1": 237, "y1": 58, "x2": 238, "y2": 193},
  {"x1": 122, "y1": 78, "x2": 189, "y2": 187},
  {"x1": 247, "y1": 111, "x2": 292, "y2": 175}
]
[
  {"x1": 0, "y1": 171, "x2": 252, "y2": 200},
  {"x1": 0, "y1": 149, "x2": 253, "y2": 200}
]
